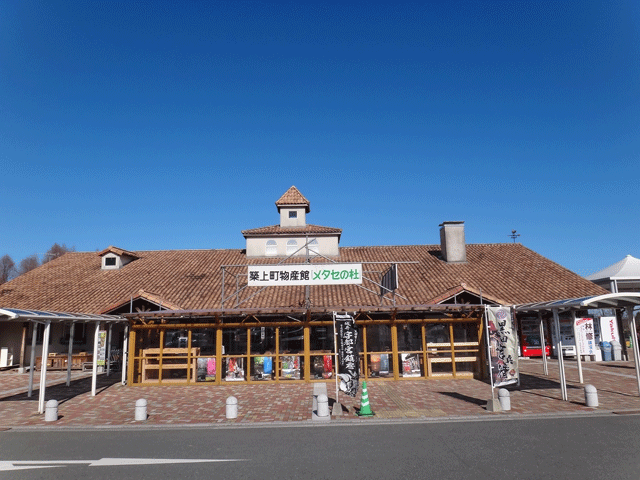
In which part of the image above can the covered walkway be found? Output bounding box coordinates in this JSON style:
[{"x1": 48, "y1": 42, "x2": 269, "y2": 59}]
[
  {"x1": 0, "y1": 308, "x2": 127, "y2": 414},
  {"x1": 515, "y1": 293, "x2": 640, "y2": 400}
]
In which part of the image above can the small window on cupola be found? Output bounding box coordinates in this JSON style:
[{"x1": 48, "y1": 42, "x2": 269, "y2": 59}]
[{"x1": 289, "y1": 211, "x2": 297, "y2": 219}]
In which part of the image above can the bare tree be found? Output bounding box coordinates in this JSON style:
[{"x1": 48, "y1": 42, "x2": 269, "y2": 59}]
[
  {"x1": 41, "y1": 243, "x2": 75, "y2": 264},
  {"x1": 0, "y1": 254, "x2": 16, "y2": 284},
  {"x1": 19, "y1": 254, "x2": 40, "y2": 275}
]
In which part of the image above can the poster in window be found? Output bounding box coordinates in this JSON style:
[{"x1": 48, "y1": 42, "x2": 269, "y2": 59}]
[
  {"x1": 401, "y1": 353, "x2": 421, "y2": 377},
  {"x1": 322, "y1": 355, "x2": 333, "y2": 379},
  {"x1": 253, "y1": 356, "x2": 274, "y2": 380},
  {"x1": 379, "y1": 353, "x2": 389, "y2": 376},
  {"x1": 197, "y1": 357, "x2": 216, "y2": 382},
  {"x1": 281, "y1": 356, "x2": 300, "y2": 379},
  {"x1": 225, "y1": 357, "x2": 245, "y2": 381}
]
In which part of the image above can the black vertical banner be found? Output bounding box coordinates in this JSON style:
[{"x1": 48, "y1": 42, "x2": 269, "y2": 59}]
[{"x1": 336, "y1": 314, "x2": 359, "y2": 397}]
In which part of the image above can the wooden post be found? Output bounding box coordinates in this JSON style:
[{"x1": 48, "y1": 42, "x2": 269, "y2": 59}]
[{"x1": 127, "y1": 329, "x2": 136, "y2": 385}]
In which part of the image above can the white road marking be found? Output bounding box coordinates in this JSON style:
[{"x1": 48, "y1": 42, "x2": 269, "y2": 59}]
[{"x1": 0, "y1": 458, "x2": 244, "y2": 472}]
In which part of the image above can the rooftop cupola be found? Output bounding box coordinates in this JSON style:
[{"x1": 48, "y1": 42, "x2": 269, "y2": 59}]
[{"x1": 275, "y1": 186, "x2": 310, "y2": 227}]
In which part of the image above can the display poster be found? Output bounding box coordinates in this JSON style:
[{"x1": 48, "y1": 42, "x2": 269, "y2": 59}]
[
  {"x1": 379, "y1": 353, "x2": 389, "y2": 376},
  {"x1": 225, "y1": 357, "x2": 245, "y2": 381},
  {"x1": 322, "y1": 355, "x2": 333, "y2": 379},
  {"x1": 575, "y1": 317, "x2": 596, "y2": 355},
  {"x1": 97, "y1": 330, "x2": 107, "y2": 366},
  {"x1": 486, "y1": 306, "x2": 519, "y2": 387},
  {"x1": 281, "y1": 355, "x2": 300, "y2": 379},
  {"x1": 336, "y1": 314, "x2": 359, "y2": 397},
  {"x1": 401, "y1": 353, "x2": 421, "y2": 377},
  {"x1": 253, "y1": 356, "x2": 274, "y2": 380},
  {"x1": 369, "y1": 353, "x2": 391, "y2": 377},
  {"x1": 197, "y1": 357, "x2": 216, "y2": 382},
  {"x1": 599, "y1": 316, "x2": 619, "y2": 343}
]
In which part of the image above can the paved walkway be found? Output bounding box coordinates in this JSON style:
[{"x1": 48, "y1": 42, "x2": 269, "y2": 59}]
[{"x1": 1, "y1": 358, "x2": 640, "y2": 429}]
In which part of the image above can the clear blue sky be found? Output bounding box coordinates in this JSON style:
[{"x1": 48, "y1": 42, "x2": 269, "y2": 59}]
[{"x1": 1, "y1": 1, "x2": 638, "y2": 278}]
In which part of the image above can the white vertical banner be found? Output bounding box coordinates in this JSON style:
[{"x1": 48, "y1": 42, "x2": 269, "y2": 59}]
[
  {"x1": 575, "y1": 317, "x2": 596, "y2": 355},
  {"x1": 486, "y1": 306, "x2": 519, "y2": 387},
  {"x1": 599, "y1": 316, "x2": 619, "y2": 343}
]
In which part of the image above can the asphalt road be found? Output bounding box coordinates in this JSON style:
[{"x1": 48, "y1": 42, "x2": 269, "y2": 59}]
[{"x1": 1, "y1": 414, "x2": 639, "y2": 479}]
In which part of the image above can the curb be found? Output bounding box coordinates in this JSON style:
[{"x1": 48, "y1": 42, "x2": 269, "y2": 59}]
[{"x1": 1, "y1": 408, "x2": 632, "y2": 433}]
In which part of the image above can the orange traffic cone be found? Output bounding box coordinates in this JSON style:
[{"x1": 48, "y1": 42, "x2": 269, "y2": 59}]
[{"x1": 356, "y1": 381, "x2": 374, "y2": 417}]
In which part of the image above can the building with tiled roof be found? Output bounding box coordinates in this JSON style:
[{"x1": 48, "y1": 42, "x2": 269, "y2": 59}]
[{"x1": 0, "y1": 187, "x2": 607, "y2": 386}]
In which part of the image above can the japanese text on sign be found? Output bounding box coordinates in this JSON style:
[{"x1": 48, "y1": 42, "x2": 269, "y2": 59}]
[{"x1": 248, "y1": 264, "x2": 363, "y2": 286}]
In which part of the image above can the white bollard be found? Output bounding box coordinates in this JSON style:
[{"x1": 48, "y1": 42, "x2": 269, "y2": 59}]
[
  {"x1": 317, "y1": 393, "x2": 329, "y2": 418},
  {"x1": 44, "y1": 399, "x2": 58, "y2": 422},
  {"x1": 584, "y1": 384, "x2": 598, "y2": 407},
  {"x1": 226, "y1": 396, "x2": 238, "y2": 419},
  {"x1": 135, "y1": 398, "x2": 148, "y2": 421},
  {"x1": 498, "y1": 388, "x2": 511, "y2": 411}
]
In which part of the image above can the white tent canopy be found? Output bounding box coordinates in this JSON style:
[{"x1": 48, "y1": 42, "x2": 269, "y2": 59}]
[
  {"x1": 0, "y1": 308, "x2": 128, "y2": 414},
  {"x1": 585, "y1": 255, "x2": 640, "y2": 292},
  {"x1": 515, "y1": 293, "x2": 640, "y2": 401}
]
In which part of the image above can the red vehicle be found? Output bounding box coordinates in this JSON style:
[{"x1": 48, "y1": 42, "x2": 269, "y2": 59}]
[{"x1": 519, "y1": 320, "x2": 551, "y2": 357}]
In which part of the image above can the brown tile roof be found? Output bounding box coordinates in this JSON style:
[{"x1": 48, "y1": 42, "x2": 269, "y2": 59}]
[
  {"x1": 0, "y1": 243, "x2": 607, "y2": 314},
  {"x1": 241, "y1": 224, "x2": 342, "y2": 237},
  {"x1": 275, "y1": 186, "x2": 310, "y2": 212},
  {"x1": 97, "y1": 246, "x2": 139, "y2": 258}
]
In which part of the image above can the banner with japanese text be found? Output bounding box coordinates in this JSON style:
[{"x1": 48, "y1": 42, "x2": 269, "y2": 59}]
[
  {"x1": 335, "y1": 314, "x2": 359, "y2": 397},
  {"x1": 575, "y1": 317, "x2": 596, "y2": 355},
  {"x1": 486, "y1": 306, "x2": 519, "y2": 387},
  {"x1": 248, "y1": 264, "x2": 362, "y2": 286}
]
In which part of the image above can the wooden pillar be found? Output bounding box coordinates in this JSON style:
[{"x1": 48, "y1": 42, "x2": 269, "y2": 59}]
[
  {"x1": 216, "y1": 327, "x2": 222, "y2": 385},
  {"x1": 303, "y1": 323, "x2": 310, "y2": 382},
  {"x1": 391, "y1": 324, "x2": 399, "y2": 380},
  {"x1": 19, "y1": 322, "x2": 28, "y2": 369},
  {"x1": 187, "y1": 329, "x2": 193, "y2": 384},
  {"x1": 127, "y1": 329, "x2": 136, "y2": 385},
  {"x1": 449, "y1": 322, "x2": 457, "y2": 378}
]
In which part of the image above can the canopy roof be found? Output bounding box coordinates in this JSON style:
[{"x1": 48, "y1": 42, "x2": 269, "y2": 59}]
[
  {"x1": 515, "y1": 292, "x2": 640, "y2": 312},
  {"x1": 0, "y1": 308, "x2": 125, "y2": 323},
  {"x1": 586, "y1": 255, "x2": 640, "y2": 281}
]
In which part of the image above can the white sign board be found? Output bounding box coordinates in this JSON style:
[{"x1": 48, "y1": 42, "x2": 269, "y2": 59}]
[
  {"x1": 248, "y1": 264, "x2": 363, "y2": 286},
  {"x1": 599, "y1": 316, "x2": 619, "y2": 343},
  {"x1": 575, "y1": 317, "x2": 596, "y2": 355}
]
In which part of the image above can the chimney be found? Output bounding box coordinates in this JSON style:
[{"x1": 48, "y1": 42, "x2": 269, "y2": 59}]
[{"x1": 439, "y1": 221, "x2": 467, "y2": 263}]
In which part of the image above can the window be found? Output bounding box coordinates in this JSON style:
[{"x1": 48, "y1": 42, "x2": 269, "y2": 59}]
[
  {"x1": 308, "y1": 239, "x2": 319, "y2": 255},
  {"x1": 105, "y1": 257, "x2": 117, "y2": 266},
  {"x1": 33, "y1": 323, "x2": 53, "y2": 345},
  {"x1": 289, "y1": 211, "x2": 297, "y2": 219},
  {"x1": 266, "y1": 240, "x2": 277, "y2": 256},
  {"x1": 61, "y1": 323, "x2": 87, "y2": 345},
  {"x1": 286, "y1": 240, "x2": 298, "y2": 255}
]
